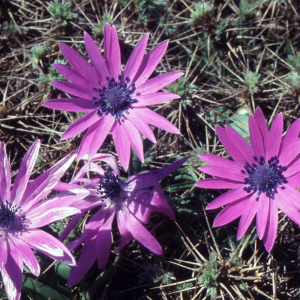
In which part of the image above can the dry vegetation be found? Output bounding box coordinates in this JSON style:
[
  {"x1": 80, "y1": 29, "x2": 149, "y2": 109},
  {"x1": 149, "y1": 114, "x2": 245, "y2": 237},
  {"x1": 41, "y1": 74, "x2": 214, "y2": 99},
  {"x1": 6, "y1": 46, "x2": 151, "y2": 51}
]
[{"x1": 1, "y1": 0, "x2": 300, "y2": 299}]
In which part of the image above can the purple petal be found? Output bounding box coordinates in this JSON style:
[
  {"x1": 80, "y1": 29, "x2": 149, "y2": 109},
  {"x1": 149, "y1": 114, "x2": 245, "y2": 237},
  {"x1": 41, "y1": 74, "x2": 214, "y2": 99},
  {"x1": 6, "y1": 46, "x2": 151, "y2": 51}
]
[
  {"x1": 283, "y1": 155, "x2": 300, "y2": 177},
  {"x1": 59, "y1": 43, "x2": 97, "y2": 85},
  {"x1": 249, "y1": 115, "x2": 265, "y2": 158},
  {"x1": 96, "y1": 210, "x2": 115, "y2": 269},
  {"x1": 86, "y1": 153, "x2": 120, "y2": 176},
  {"x1": 215, "y1": 126, "x2": 246, "y2": 165},
  {"x1": 135, "y1": 72, "x2": 184, "y2": 94},
  {"x1": 279, "y1": 138, "x2": 300, "y2": 167},
  {"x1": 199, "y1": 153, "x2": 243, "y2": 168},
  {"x1": 213, "y1": 198, "x2": 250, "y2": 227},
  {"x1": 125, "y1": 172, "x2": 160, "y2": 191},
  {"x1": 1, "y1": 251, "x2": 22, "y2": 300},
  {"x1": 11, "y1": 140, "x2": 40, "y2": 207},
  {"x1": 89, "y1": 114, "x2": 115, "y2": 159},
  {"x1": 59, "y1": 213, "x2": 83, "y2": 242},
  {"x1": 280, "y1": 119, "x2": 300, "y2": 154},
  {"x1": 115, "y1": 215, "x2": 133, "y2": 253},
  {"x1": 51, "y1": 80, "x2": 98, "y2": 100},
  {"x1": 267, "y1": 113, "x2": 283, "y2": 159},
  {"x1": 0, "y1": 142, "x2": 11, "y2": 203},
  {"x1": 256, "y1": 194, "x2": 269, "y2": 239},
  {"x1": 44, "y1": 98, "x2": 96, "y2": 112},
  {"x1": 254, "y1": 107, "x2": 269, "y2": 141},
  {"x1": 206, "y1": 186, "x2": 249, "y2": 210},
  {"x1": 122, "y1": 120, "x2": 144, "y2": 163},
  {"x1": 263, "y1": 199, "x2": 278, "y2": 251},
  {"x1": 134, "y1": 92, "x2": 180, "y2": 107},
  {"x1": 199, "y1": 165, "x2": 245, "y2": 182},
  {"x1": 84, "y1": 32, "x2": 109, "y2": 85},
  {"x1": 134, "y1": 107, "x2": 180, "y2": 134},
  {"x1": 123, "y1": 34, "x2": 149, "y2": 83},
  {"x1": 104, "y1": 24, "x2": 121, "y2": 80},
  {"x1": 117, "y1": 207, "x2": 162, "y2": 255},
  {"x1": 0, "y1": 237, "x2": 8, "y2": 270},
  {"x1": 126, "y1": 109, "x2": 156, "y2": 143},
  {"x1": 72, "y1": 162, "x2": 105, "y2": 182},
  {"x1": 68, "y1": 235, "x2": 97, "y2": 287},
  {"x1": 196, "y1": 178, "x2": 241, "y2": 189},
  {"x1": 237, "y1": 195, "x2": 259, "y2": 239},
  {"x1": 18, "y1": 229, "x2": 75, "y2": 266},
  {"x1": 134, "y1": 40, "x2": 168, "y2": 87},
  {"x1": 285, "y1": 171, "x2": 300, "y2": 188},
  {"x1": 276, "y1": 184, "x2": 300, "y2": 209},
  {"x1": 61, "y1": 110, "x2": 99, "y2": 140},
  {"x1": 112, "y1": 121, "x2": 131, "y2": 170}
]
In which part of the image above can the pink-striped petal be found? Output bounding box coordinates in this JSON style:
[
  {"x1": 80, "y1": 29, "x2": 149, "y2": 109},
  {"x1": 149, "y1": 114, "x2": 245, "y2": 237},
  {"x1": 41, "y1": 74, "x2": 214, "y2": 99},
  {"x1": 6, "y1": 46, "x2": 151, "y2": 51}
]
[
  {"x1": 199, "y1": 165, "x2": 245, "y2": 181},
  {"x1": 0, "y1": 142, "x2": 11, "y2": 203},
  {"x1": 256, "y1": 194, "x2": 269, "y2": 239},
  {"x1": 0, "y1": 237, "x2": 8, "y2": 270},
  {"x1": 280, "y1": 119, "x2": 300, "y2": 157},
  {"x1": 199, "y1": 153, "x2": 243, "y2": 169},
  {"x1": 267, "y1": 113, "x2": 283, "y2": 159},
  {"x1": 134, "y1": 92, "x2": 180, "y2": 107},
  {"x1": 195, "y1": 178, "x2": 242, "y2": 189},
  {"x1": 279, "y1": 138, "x2": 300, "y2": 167},
  {"x1": 44, "y1": 98, "x2": 96, "y2": 112},
  {"x1": 249, "y1": 115, "x2": 265, "y2": 158},
  {"x1": 263, "y1": 199, "x2": 278, "y2": 251},
  {"x1": 59, "y1": 213, "x2": 83, "y2": 242},
  {"x1": 115, "y1": 213, "x2": 133, "y2": 253}
]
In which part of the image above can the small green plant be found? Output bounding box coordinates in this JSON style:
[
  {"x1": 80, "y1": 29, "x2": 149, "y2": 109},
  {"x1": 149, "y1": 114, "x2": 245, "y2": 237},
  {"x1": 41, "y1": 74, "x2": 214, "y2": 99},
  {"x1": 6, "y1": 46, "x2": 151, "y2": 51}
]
[
  {"x1": 38, "y1": 59, "x2": 67, "y2": 88},
  {"x1": 237, "y1": 0, "x2": 259, "y2": 25},
  {"x1": 287, "y1": 53, "x2": 300, "y2": 73},
  {"x1": 47, "y1": 0, "x2": 77, "y2": 26},
  {"x1": 31, "y1": 44, "x2": 48, "y2": 64},
  {"x1": 3, "y1": 21, "x2": 28, "y2": 35},
  {"x1": 286, "y1": 71, "x2": 300, "y2": 90},
  {"x1": 215, "y1": 18, "x2": 230, "y2": 40},
  {"x1": 93, "y1": 14, "x2": 113, "y2": 35},
  {"x1": 243, "y1": 70, "x2": 260, "y2": 94},
  {"x1": 190, "y1": 1, "x2": 214, "y2": 25}
]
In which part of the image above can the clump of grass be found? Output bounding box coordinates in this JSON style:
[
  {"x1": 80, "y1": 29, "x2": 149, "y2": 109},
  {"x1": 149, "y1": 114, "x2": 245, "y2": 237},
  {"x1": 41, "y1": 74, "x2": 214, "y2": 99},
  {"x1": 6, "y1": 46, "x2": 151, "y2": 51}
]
[
  {"x1": 39, "y1": 59, "x2": 67, "y2": 88},
  {"x1": 3, "y1": 21, "x2": 28, "y2": 35},
  {"x1": 190, "y1": 1, "x2": 214, "y2": 25},
  {"x1": 287, "y1": 52, "x2": 300, "y2": 73},
  {"x1": 31, "y1": 44, "x2": 48, "y2": 64},
  {"x1": 93, "y1": 14, "x2": 113, "y2": 35},
  {"x1": 47, "y1": 0, "x2": 77, "y2": 26},
  {"x1": 215, "y1": 17, "x2": 230, "y2": 40},
  {"x1": 286, "y1": 71, "x2": 300, "y2": 90},
  {"x1": 237, "y1": 0, "x2": 259, "y2": 24},
  {"x1": 243, "y1": 70, "x2": 260, "y2": 94}
]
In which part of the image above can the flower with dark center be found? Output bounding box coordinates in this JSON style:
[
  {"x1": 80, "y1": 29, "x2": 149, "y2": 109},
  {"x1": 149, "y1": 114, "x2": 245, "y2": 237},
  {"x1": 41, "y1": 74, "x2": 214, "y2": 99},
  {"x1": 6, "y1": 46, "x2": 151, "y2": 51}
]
[
  {"x1": 196, "y1": 107, "x2": 300, "y2": 251},
  {"x1": 44, "y1": 23, "x2": 183, "y2": 169},
  {"x1": 0, "y1": 140, "x2": 86, "y2": 300},
  {"x1": 55, "y1": 154, "x2": 189, "y2": 287}
]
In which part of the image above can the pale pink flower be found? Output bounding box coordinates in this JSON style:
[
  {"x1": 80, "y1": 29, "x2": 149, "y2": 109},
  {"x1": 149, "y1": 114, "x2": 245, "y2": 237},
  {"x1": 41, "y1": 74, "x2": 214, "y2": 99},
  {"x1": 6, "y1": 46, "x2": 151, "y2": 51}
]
[
  {"x1": 44, "y1": 23, "x2": 183, "y2": 169},
  {"x1": 55, "y1": 155, "x2": 189, "y2": 286},
  {"x1": 0, "y1": 140, "x2": 85, "y2": 300},
  {"x1": 196, "y1": 108, "x2": 300, "y2": 251}
]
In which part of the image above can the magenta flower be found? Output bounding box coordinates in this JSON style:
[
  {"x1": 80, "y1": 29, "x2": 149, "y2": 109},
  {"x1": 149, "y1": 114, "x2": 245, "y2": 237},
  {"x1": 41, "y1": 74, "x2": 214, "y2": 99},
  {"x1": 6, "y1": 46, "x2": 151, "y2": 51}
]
[
  {"x1": 0, "y1": 140, "x2": 85, "y2": 300},
  {"x1": 55, "y1": 154, "x2": 189, "y2": 286},
  {"x1": 44, "y1": 23, "x2": 183, "y2": 169},
  {"x1": 196, "y1": 108, "x2": 300, "y2": 251}
]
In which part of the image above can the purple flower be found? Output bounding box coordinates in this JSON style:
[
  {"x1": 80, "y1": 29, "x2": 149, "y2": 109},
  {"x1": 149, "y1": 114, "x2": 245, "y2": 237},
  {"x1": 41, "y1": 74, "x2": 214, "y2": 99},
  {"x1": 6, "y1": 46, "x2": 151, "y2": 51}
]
[
  {"x1": 55, "y1": 154, "x2": 189, "y2": 286},
  {"x1": 0, "y1": 140, "x2": 85, "y2": 300},
  {"x1": 44, "y1": 23, "x2": 183, "y2": 169},
  {"x1": 196, "y1": 107, "x2": 300, "y2": 251}
]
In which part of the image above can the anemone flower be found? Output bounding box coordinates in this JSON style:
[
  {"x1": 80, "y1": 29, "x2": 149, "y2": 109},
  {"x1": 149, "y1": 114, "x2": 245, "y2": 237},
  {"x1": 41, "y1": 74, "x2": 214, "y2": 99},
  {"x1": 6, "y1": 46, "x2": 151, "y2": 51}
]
[
  {"x1": 44, "y1": 23, "x2": 183, "y2": 170},
  {"x1": 0, "y1": 140, "x2": 87, "y2": 300},
  {"x1": 196, "y1": 107, "x2": 300, "y2": 251},
  {"x1": 55, "y1": 154, "x2": 189, "y2": 286}
]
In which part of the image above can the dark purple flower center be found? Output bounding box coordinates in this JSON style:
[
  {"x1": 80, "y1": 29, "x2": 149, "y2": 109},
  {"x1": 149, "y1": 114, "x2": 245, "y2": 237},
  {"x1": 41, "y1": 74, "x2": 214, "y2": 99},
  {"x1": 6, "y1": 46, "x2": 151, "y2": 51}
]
[
  {"x1": 92, "y1": 76, "x2": 139, "y2": 121},
  {"x1": 97, "y1": 170, "x2": 123, "y2": 199},
  {"x1": 0, "y1": 201, "x2": 26, "y2": 233},
  {"x1": 242, "y1": 156, "x2": 287, "y2": 200}
]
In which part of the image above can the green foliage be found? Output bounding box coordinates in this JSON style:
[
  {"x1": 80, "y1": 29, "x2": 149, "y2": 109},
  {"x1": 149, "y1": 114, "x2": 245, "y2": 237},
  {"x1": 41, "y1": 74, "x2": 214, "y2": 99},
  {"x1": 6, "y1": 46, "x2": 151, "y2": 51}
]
[
  {"x1": 3, "y1": 21, "x2": 28, "y2": 35},
  {"x1": 286, "y1": 71, "x2": 300, "y2": 90},
  {"x1": 47, "y1": 0, "x2": 77, "y2": 26},
  {"x1": 39, "y1": 59, "x2": 67, "y2": 88},
  {"x1": 243, "y1": 71, "x2": 260, "y2": 94},
  {"x1": 190, "y1": 1, "x2": 214, "y2": 25},
  {"x1": 138, "y1": 264, "x2": 176, "y2": 285},
  {"x1": 215, "y1": 18, "x2": 230, "y2": 40},
  {"x1": 237, "y1": 0, "x2": 259, "y2": 24},
  {"x1": 31, "y1": 44, "x2": 48, "y2": 64},
  {"x1": 287, "y1": 53, "x2": 300, "y2": 73},
  {"x1": 93, "y1": 14, "x2": 113, "y2": 35},
  {"x1": 230, "y1": 108, "x2": 250, "y2": 140}
]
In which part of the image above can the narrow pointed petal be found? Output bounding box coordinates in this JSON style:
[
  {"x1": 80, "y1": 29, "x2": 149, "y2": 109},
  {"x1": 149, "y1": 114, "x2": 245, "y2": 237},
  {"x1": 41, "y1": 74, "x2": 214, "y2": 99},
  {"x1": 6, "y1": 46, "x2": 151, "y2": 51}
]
[
  {"x1": 89, "y1": 114, "x2": 115, "y2": 159},
  {"x1": 249, "y1": 115, "x2": 265, "y2": 158},
  {"x1": 283, "y1": 156, "x2": 300, "y2": 177},
  {"x1": 115, "y1": 213, "x2": 133, "y2": 253},
  {"x1": 61, "y1": 110, "x2": 99, "y2": 140},
  {"x1": 84, "y1": 32, "x2": 109, "y2": 84},
  {"x1": 126, "y1": 110, "x2": 156, "y2": 143},
  {"x1": 125, "y1": 172, "x2": 160, "y2": 191},
  {"x1": 135, "y1": 107, "x2": 180, "y2": 134},
  {"x1": 51, "y1": 81, "x2": 98, "y2": 100},
  {"x1": 11, "y1": 140, "x2": 40, "y2": 206},
  {"x1": 59, "y1": 43, "x2": 97, "y2": 84},
  {"x1": 1, "y1": 252, "x2": 22, "y2": 300},
  {"x1": 263, "y1": 199, "x2": 278, "y2": 251},
  {"x1": 122, "y1": 120, "x2": 144, "y2": 163},
  {"x1": 118, "y1": 206, "x2": 162, "y2": 254},
  {"x1": 237, "y1": 195, "x2": 259, "y2": 239},
  {"x1": 123, "y1": 34, "x2": 149, "y2": 83},
  {"x1": 280, "y1": 119, "x2": 300, "y2": 156},
  {"x1": 279, "y1": 138, "x2": 300, "y2": 167},
  {"x1": 254, "y1": 107, "x2": 269, "y2": 141},
  {"x1": 285, "y1": 171, "x2": 300, "y2": 188},
  {"x1": 195, "y1": 178, "x2": 241, "y2": 189},
  {"x1": 0, "y1": 142, "x2": 11, "y2": 203},
  {"x1": 206, "y1": 186, "x2": 249, "y2": 210},
  {"x1": 18, "y1": 229, "x2": 75, "y2": 266},
  {"x1": 44, "y1": 98, "x2": 96, "y2": 112},
  {"x1": 59, "y1": 213, "x2": 83, "y2": 242},
  {"x1": 277, "y1": 184, "x2": 300, "y2": 209},
  {"x1": 213, "y1": 198, "x2": 250, "y2": 227},
  {"x1": 135, "y1": 72, "x2": 184, "y2": 94},
  {"x1": 134, "y1": 92, "x2": 180, "y2": 107},
  {"x1": 0, "y1": 237, "x2": 8, "y2": 270},
  {"x1": 199, "y1": 153, "x2": 243, "y2": 169},
  {"x1": 112, "y1": 121, "x2": 131, "y2": 170},
  {"x1": 256, "y1": 194, "x2": 269, "y2": 239},
  {"x1": 199, "y1": 165, "x2": 246, "y2": 181},
  {"x1": 68, "y1": 236, "x2": 97, "y2": 287},
  {"x1": 72, "y1": 162, "x2": 105, "y2": 183},
  {"x1": 267, "y1": 113, "x2": 283, "y2": 159},
  {"x1": 96, "y1": 210, "x2": 115, "y2": 269},
  {"x1": 134, "y1": 40, "x2": 168, "y2": 86}
]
